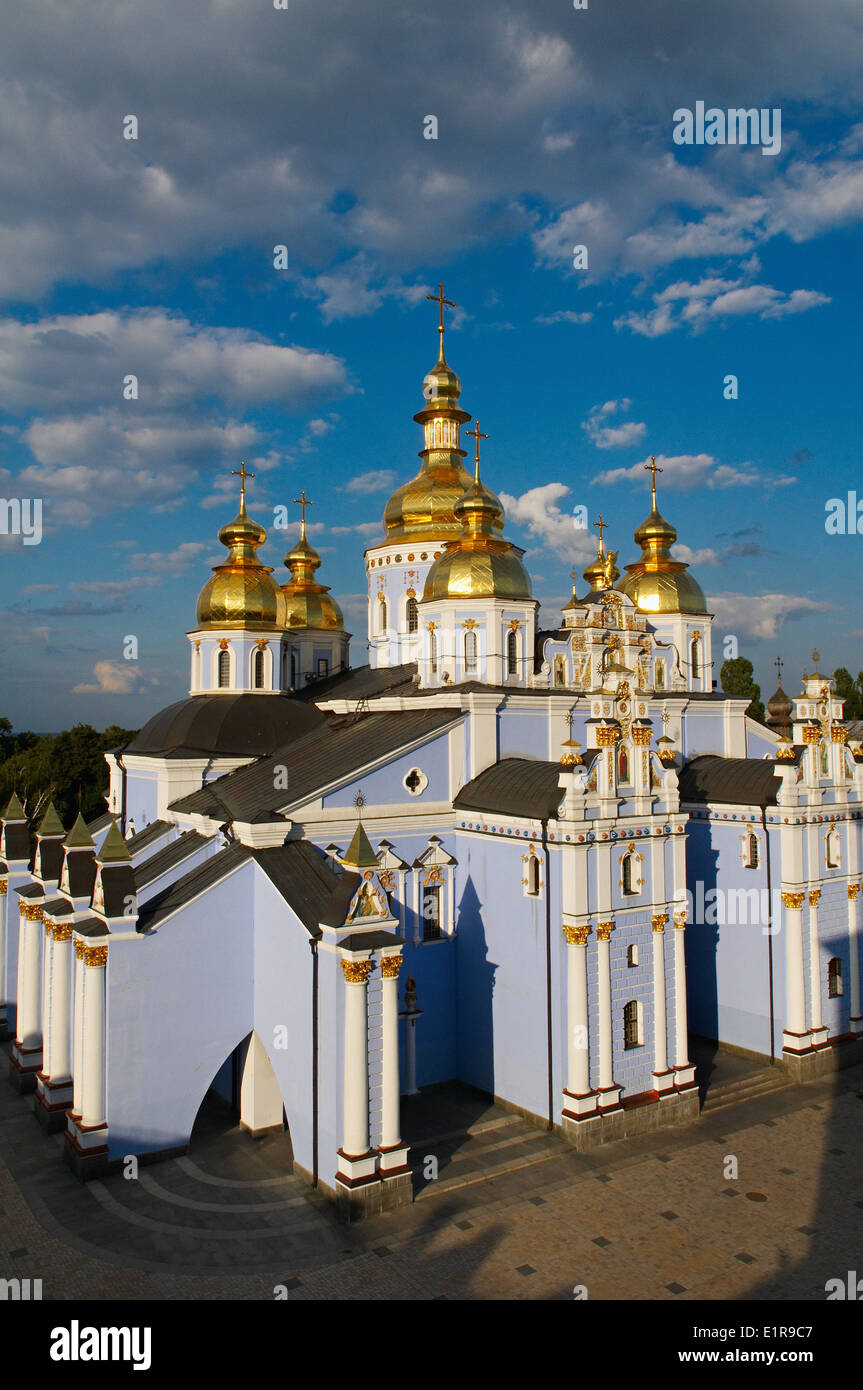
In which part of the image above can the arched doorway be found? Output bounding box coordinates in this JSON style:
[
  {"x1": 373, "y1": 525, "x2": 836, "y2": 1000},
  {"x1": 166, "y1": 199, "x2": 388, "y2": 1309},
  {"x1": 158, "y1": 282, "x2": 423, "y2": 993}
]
[{"x1": 191, "y1": 1031, "x2": 293, "y2": 1167}]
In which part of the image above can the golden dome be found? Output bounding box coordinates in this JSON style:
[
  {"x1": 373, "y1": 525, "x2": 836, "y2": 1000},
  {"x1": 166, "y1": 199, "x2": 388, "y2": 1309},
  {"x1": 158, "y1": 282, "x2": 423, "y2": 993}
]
[
  {"x1": 196, "y1": 483, "x2": 287, "y2": 630},
  {"x1": 381, "y1": 330, "x2": 474, "y2": 542},
  {"x1": 280, "y1": 511, "x2": 345, "y2": 631},
  {"x1": 616, "y1": 459, "x2": 707, "y2": 615},
  {"x1": 422, "y1": 433, "x2": 532, "y2": 601}
]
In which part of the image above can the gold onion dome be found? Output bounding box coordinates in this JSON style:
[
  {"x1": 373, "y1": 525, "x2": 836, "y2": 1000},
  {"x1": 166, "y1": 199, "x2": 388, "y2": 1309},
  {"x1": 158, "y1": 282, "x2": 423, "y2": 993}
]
[
  {"x1": 281, "y1": 506, "x2": 344, "y2": 631},
  {"x1": 423, "y1": 424, "x2": 532, "y2": 601},
  {"x1": 196, "y1": 468, "x2": 287, "y2": 630},
  {"x1": 382, "y1": 290, "x2": 474, "y2": 542},
  {"x1": 616, "y1": 459, "x2": 707, "y2": 615}
]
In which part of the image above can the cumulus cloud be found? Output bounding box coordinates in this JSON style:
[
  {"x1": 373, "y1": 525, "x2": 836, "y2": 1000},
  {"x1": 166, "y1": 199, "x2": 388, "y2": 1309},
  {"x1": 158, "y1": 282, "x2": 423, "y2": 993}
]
[
  {"x1": 498, "y1": 482, "x2": 597, "y2": 562},
  {"x1": 582, "y1": 399, "x2": 647, "y2": 450},
  {"x1": 707, "y1": 592, "x2": 831, "y2": 640},
  {"x1": 535, "y1": 309, "x2": 593, "y2": 325},
  {"x1": 594, "y1": 452, "x2": 796, "y2": 491},
  {"x1": 615, "y1": 276, "x2": 831, "y2": 336},
  {"x1": 72, "y1": 660, "x2": 161, "y2": 695},
  {"x1": 344, "y1": 469, "x2": 398, "y2": 495}
]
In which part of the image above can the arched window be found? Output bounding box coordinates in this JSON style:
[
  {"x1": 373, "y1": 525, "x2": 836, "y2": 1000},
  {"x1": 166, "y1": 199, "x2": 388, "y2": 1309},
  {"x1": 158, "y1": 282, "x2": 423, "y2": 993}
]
[
  {"x1": 690, "y1": 638, "x2": 700, "y2": 681},
  {"x1": 218, "y1": 649, "x2": 230, "y2": 688},
  {"x1": 826, "y1": 827, "x2": 839, "y2": 868},
  {"x1": 527, "y1": 853, "x2": 540, "y2": 896},
  {"x1": 406, "y1": 596, "x2": 419, "y2": 633},
  {"x1": 622, "y1": 851, "x2": 637, "y2": 896},
  {"x1": 253, "y1": 648, "x2": 265, "y2": 689},
  {"x1": 623, "y1": 1000, "x2": 641, "y2": 1049},
  {"x1": 554, "y1": 655, "x2": 566, "y2": 687},
  {"x1": 655, "y1": 661, "x2": 665, "y2": 690},
  {"x1": 506, "y1": 629, "x2": 518, "y2": 677},
  {"x1": 828, "y1": 958, "x2": 843, "y2": 998},
  {"x1": 618, "y1": 745, "x2": 630, "y2": 785},
  {"x1": 464, "y1": 629, "x2": 477, "y2": 673},
  {"x1": 746, "y1": 832, "x2": 759, "y2": 869},
  {"x1": 430, "y1": 630, "x2": 438, "y2": 674},
  {"x1": 378, "y1": 598, "x2": 388, "y2": 634}
]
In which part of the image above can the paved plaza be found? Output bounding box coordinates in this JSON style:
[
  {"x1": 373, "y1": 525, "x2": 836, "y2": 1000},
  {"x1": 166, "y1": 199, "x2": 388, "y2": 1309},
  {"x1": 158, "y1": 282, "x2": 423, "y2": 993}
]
[{"x1": 1, "y1": 1044, "x2": 861, "y2": 1301}]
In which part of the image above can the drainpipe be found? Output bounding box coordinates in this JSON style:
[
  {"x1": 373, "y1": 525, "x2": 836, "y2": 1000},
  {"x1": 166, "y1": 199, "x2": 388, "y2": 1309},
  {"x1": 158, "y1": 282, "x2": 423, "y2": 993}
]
[
  {"x1": 542, "y1": 818, "x2": 553, "y2": 1131},
  {"x1": 310, "y1": 938, "x2": 319, "y2": 1187},
  {"x1": 761, "y1": 806, "x2": 776, "y2": 1063}
]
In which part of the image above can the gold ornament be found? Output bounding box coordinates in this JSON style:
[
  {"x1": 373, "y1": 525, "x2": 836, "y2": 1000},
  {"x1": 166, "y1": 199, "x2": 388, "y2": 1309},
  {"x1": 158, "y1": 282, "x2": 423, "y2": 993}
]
[
  {"x1": 596, "y1": 920, "x2": 615, "y2": 941},
  {"x1": 848, "y1": 884, "x2": 861, "y2": 900},
  {"x1": 84, "y1": 945, "x2": 108, "y2": 967},
  {"x1": 563, "y1": 924, "x2": 590, "y2": 946},
  {"x1": 781, "y1": 891, "x2": 805, "y2": 910},
  {"x1": 379, "y1": 955, "x2": 402, "y2": 979},
  {"x1": 808, "y1": 890, "x2": 821, "y2": 906},
  {"x1": 341, "y1": 959, "x2": 373, "y2": 984},
  {"x1": 651, "y1": 913, "x2": 668, "y2": 931}
]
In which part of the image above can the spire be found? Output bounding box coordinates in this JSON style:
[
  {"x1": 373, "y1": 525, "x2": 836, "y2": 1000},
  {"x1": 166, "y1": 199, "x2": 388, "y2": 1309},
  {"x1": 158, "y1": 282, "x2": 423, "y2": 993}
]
[
  {"x1": 342, "y1": 795, "x2": 379, "y2": 869},
  {"x1": 426, "y1": 280, "x2": 457, "y2": 366},
  {"x1": 64, "y1": 811, "x2": 95, "y2": 850},
  {"x1": 98, "y1": 818, "x2": 132, "y2": 863},
  {"x1": 2, "y1": 790, "x2": 26, "y2": 822},
  {"x1": 37, "y1": 801, "x2": 65, "y2": 837}
]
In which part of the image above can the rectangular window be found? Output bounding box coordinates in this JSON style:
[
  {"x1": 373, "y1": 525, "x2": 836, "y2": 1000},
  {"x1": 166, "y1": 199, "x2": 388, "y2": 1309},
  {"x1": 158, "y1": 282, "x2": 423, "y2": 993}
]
[
  {"x1": 316, "y1": 657, "x2": 329, "y2": 678},
  {"x1": 422, "y1": 884, "x2": 442, "y2": 941}
]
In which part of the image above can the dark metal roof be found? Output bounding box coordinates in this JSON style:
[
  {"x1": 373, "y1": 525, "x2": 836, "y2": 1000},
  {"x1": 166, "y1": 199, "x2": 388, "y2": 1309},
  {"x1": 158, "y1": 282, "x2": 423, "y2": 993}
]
[
  {"x1": 134, "y1": 831, "x2": 212, "y2": 891},
  {"x1": 455, "y1": 757, "x2": 588, "y2": 821},
  {"x1": 87, "y1": 813, "x2": 113, "y2": 835},
  {"x1": 170, "y1": 708, "x2": 463, "y2": 822},
  {"x1": 126, "y1": 819, "x2": 171, "y2": 855},
  {"x1": 296, "y1": 663, "x2": 418, "y2": 703},
  {"x1": 74, "y1": 917, "x2": 110, "y2": 939},
  {"x1": 339, "y1": 930, "x2": 402, "y2": 952},
  {"x1": 16, "y1": 882, "x2": 44, "y2": 899},
  {"x1": 136, "y1": 843, "x2": 251, "y2": 932},
  {"x1": 678, "y1": 755, "x2": 784, "y2": 807},
  {"x1": 125, "y1": 693, "x2": 325, "y2": 758},
  {"x1": 250, "y1": 841, "x2": 345, "y2": 937},
  {"x1": 42, "y1": 896, "x2": 72, "y2": 918}
]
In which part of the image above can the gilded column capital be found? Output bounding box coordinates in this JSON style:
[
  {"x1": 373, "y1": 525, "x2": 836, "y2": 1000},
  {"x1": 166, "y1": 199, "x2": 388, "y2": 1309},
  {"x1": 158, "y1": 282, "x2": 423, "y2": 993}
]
[
  {"x1": 562, "y1": 924, "x2": 590, "y2": 946},
  {"x1": 848, "y1": 883, "x2": 861, "y2": 900},
  {"x1": 83, "y1": 945, "x2": 108, "y2": 968},
  {"x1": 341, "y1": 958, "x2": 373, "y2": 984},
  {"x1": 808, "y1": 890, "x2": 821, "y2": 907},
  {"x1": 21, "y1": 903, "x2": 43, "y2": 922},
  {"x1": 632, "y1": 726, "x2": 651, "y2": 746},
  {"x1": 781, "y1": 891, "x2": 805, "y2": 910},
  {"x1": 74, "y1": 939, "x2": 87, "y2": 960},
  {"x1": 831, "y1": 724, "x2": 847, "y2": 744},
  {"x1": 673, "y1": 911, "x2": 687, "y2": 929},
  {"x1": 596, "y1": 919, "x2": 615, "y2": 941},
  {"x1": 53, "y1": 923, "x2": 74, "y2": 942},
  {"x1": 651, "y1": 912, "x2": 669, "y2": 932},
  {"x1": 379, "y1": 954, "x2": 402, "y2": 979},
  {"x1": 0, "y1": 880, "x2": 7, "y2": 895}
]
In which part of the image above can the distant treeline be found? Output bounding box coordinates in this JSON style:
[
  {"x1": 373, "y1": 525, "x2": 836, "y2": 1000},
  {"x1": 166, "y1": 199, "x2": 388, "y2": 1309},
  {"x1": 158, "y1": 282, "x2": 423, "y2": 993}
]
[{"x1": 0, "y1": 719, "x2": 139, "y2": 831}]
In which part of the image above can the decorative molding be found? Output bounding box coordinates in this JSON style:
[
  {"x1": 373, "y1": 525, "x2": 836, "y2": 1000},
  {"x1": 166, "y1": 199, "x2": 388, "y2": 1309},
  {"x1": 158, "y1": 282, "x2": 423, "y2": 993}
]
[
  {"x1": 596, "y1": 919, "x2": 615, "y2": 941},
  {"x1": 808, "y1": 890, "x2": 821, "y2": 906},
  {"x1": 379, "y1": 955, "x2": 402, "y2": 979},
  {"x1": 831, "y1": 724, "x2": 847, "y2": 744},
  {"x1": 84, "y1": 945, "x2": 108, "y2": 968},
  {"x1": 75, "y1": 940, "x2": 87, "y2": 960},
  {"x1": 801, "y1": 726, "x2": 819, "y2": 744},
  {"x1": 848, "y1": 884, "x2": 861, "y2": 900},
  {"x1": 781, "y1": 891, "x2": 805, "y2": 910},
  {"x1": 563, "y1": 924, "x2": 590, "y2": 946},
  {"x1": 673, "y1": 910, "x2": 687, "y2": 929},
  {"x1": 341, "y1": 959, "x2": 373, "y2": 984},
  {"x1": 651, "y1": 913, "x2": 668, "y2": 932},
  {"x1": 53, "y1": 924, "x2": 74, "y2": 942},
  {"x1": 632, "y1": 726, "x2": 651, "y2": 746},
  {"x1": 596, "y1": 726, "x2": 620, "y2": 747},
  {"x1": 21, "y1": 904, "x2": 43, "y2": 922}
]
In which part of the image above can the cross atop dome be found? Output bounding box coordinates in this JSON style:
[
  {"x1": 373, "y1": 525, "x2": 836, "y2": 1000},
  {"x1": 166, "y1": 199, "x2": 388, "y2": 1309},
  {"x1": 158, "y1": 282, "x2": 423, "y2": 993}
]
[
  {"x1": 231, "y1": 461, "x2": 255, "y2": 508},
  {"x1": 293, "y1": 489, "x2": 314, "y2": 540},
  {"x1": 466, "y1": 419, "x2": 489, "y2": 480},
  {"x1": 426, "y1": 280, "x2": 457, "y2": 340},
  {"x1": 644, "y1": 456, "x2": 662, "y2": 506}
]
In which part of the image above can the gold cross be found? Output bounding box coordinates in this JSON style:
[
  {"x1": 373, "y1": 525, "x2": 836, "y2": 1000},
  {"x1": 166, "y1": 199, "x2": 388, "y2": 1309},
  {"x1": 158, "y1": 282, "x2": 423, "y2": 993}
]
[
  {"x1": 466, "y1": 419, "x2": 489, "y2": 478},
  {"x1": 426, "y1": 280, "x2": 457, "y2": 336},
  {"x1": 293, "y1": 489, "x2": 314, "y2": 538},
  {"x1": 644, "y1": 456, "x2": 662, "y2": 504},
  {"x1": 231, "y1": 460, "x2": 255, "y2": 503},
  {"x1": 593, "y1": 513, "x2": 607, "y2": 552},
  {"x1": 774, "y1": 656, "x2": 784, "y2": 684}
]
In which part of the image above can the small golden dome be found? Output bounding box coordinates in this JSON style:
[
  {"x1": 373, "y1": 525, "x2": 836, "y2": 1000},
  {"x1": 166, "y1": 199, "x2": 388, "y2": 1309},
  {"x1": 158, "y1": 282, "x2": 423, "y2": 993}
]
[
  {"x1": 280, "y1": 516, "x2": 345, "y2": 631},
  {"x1": 423, "y1": 435, "x2": 531, "y2": 601},
  {"x1": 196, "y1": 486, "x2": 287, "y2": 630},
  {"x1": 616, "y1": 459, "x2": 707, "y2": 615}
]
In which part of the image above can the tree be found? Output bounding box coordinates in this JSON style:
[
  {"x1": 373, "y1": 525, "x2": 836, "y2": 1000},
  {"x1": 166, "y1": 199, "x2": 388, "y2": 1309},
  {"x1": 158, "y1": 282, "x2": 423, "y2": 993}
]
[
  {"x1": 832, "y1": 668, "x2": 863, "y2": 721},
  {"x1": 720, "y1": 657, "x2": 765, "y2": 723},
  {"x1": 0, "y1": 720, "x2": 138, "y2": 827}
]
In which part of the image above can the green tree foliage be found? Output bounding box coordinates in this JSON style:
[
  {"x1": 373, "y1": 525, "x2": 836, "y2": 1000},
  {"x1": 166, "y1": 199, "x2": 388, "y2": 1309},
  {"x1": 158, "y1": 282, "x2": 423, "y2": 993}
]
[
  {"x1": 0, "y1": 720, "x2": 138, "y2": 828},
  {"x1": 720, "y1": 657, "x2": 765, "y2": 724},
  {"x1": 832, "y1": 667, "x2": 863, "y2": 721}
]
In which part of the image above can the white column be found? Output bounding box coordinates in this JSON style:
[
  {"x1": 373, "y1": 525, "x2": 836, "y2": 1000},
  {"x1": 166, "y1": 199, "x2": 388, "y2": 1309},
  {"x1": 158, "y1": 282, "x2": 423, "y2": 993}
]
[
  {"x1": 15, "y1": 906, "x2": 43, "y2": 1049},
  {"x1": 72, "y1": 945, "x2": 85, "y2": 1115},
  {"x1": 379, "y1": 955, "x2": 402, "y2": 1150},
  {"x1": 80, "y1": 946, "x2": 107, "y2": 1129},
  {"x1": 341, "y1": 959, "x2": 372, "y2": 1157},
  {"x1": 672, "y1": 911, "x2": 691, "y2": 1069},
  {"x1": 41, "y1": 924, "x2": 54, "y2": 1074},
  {"x1": 807, "y1": 891, "x2": 825, "y2": 1037},
  {"x1": 596, "y1": 921, "x2": 615, "y2": 1091},
  {"x1": 782, "y1": 891, "x2": 808, "y2": 1045},
  {"x1": 849, "y1": 884, "x2": 862, "y2": 1030},
  {"x1": 0, "y1": 882, "x2": 7, "y2": 1023},
  {"x1": 652, "y1": 914, "x2": 669, "y2": 1077},
  {"x1": 564, "y1": 925, "x2": 591, "y2": 1095},
  {"x1": 51, "y1": 928, "x2": 74, "y2": 1081}
]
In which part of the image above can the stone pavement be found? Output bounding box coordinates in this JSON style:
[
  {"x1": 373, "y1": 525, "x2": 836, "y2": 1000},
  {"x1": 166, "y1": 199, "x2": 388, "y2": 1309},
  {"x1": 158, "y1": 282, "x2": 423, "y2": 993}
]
[{"x1": 1, "y1": 1049, "x2": 861, "y2": 1301}]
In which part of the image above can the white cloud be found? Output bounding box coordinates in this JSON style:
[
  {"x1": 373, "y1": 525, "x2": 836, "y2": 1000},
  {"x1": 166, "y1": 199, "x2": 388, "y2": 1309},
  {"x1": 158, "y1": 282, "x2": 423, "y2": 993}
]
[
  {"x1": 616, "y1": 276, "x2": 831, "y2": 336},
  {"x1": 582, "y1": 399, "x2": 646, "y2": 450},
  {"x1": 345, "y1": 470, "x2": 398, "y2": 495},
  {"x1": 706, "y1": 593, "x2": 831, "y2": 640},
  {"x1": 72, "y1": 660, "x2": 161, "y2": 695},
  {"x1": 594, "y1": 452, "x2": 796, "y2": 492},
  {"x1": 499, "y1": 482, "x2": 597, "y2": 562},
  {"x1": 536, "y1": 308, "x2": 593, "y2": 325}
]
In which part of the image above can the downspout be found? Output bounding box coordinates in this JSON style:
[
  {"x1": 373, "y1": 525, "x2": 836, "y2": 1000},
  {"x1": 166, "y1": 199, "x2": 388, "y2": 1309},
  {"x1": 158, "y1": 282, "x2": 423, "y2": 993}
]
[
  {"x1": 542, "y1": 818, "x2": 553, "y2": 1131},
  {"x1": 761, "y1": 806, "x2": 776, "y2": 1063},
  {"x1": 310, "y1": 938, "x2": 319, "y2": 1187}
]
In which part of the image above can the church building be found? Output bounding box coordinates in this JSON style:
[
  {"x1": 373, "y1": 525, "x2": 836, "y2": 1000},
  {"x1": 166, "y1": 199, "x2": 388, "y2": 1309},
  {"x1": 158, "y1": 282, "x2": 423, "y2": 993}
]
[{"x1": 2, "y1": 289, "x2": 862, "y2": 1215}]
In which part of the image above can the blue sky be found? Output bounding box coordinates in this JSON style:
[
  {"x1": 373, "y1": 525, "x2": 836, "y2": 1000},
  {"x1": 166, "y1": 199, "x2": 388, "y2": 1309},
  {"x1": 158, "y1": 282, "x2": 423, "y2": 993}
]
[{"x1": 1, "y1": 0, "x2": 862, "y2": 730}]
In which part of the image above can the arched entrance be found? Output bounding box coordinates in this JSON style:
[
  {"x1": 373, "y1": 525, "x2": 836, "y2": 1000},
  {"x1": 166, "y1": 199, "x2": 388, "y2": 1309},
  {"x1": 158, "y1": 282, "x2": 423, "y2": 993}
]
[{"x1": 191, "y1": 1031, "x2": 293, "y2": 1168}]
